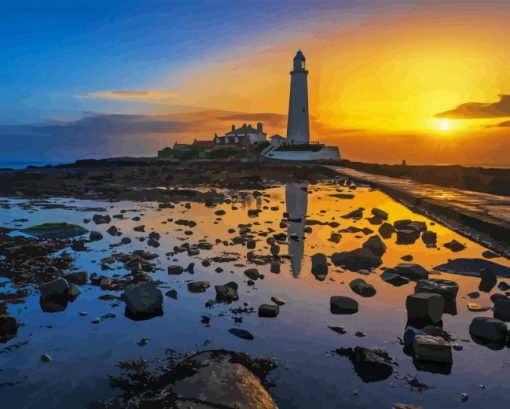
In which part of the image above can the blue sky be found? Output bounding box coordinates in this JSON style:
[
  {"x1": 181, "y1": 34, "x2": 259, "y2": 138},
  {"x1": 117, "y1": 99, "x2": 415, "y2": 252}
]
[{"x1": 0, "y1": 0, "x2": 342, "y2": 123}]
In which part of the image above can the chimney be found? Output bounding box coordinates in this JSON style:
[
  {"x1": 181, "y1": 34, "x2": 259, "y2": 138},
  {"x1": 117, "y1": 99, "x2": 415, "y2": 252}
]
[
  {"x1": 231, "y1": 124, "x2": 235, "y2": 132},
  {"x1": 257, "y1": 122, "x2": 263, "y2": 132}
]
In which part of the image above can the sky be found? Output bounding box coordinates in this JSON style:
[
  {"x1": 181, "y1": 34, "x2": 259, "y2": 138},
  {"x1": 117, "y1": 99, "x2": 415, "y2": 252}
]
[{"x1": 1, "y1": 0, "x2": 510, "y2": 165}]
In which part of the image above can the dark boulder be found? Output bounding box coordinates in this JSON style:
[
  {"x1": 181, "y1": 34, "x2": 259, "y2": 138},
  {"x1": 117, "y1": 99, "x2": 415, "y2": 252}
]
[
  {"x1": 258, "y1": 304, "x2": 279, "y2": 318},
  {"x1": 395, "y1": 263, "x2": 429, "y2": 280},
  {"x1": 331, "y1": 248, "x2": 382, "y2": 272},
  {"x1": 469, "y1": 317, "x2": 508, "y2": 350},
  {"x1": 336, "y1": 347, "x2": 393, "y2": 382},
  {"x1": 121, "y1": 282, "x2": 163, "y2": 321},
  {"x1": 330, "y1": 296, "x2": 358, "y2": 314},
  {"x1": 350, "y1": 278, "x2": 376, "y2": 297}
]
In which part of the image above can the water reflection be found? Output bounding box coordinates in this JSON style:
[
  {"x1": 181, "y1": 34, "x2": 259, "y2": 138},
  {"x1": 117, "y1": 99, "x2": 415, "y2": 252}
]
[{"x1": 285, "y1": 183, "x2": 308, "y2": 277}]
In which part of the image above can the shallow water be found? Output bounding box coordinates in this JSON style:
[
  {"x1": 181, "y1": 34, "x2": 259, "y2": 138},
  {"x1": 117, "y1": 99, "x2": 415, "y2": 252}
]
[{"x1": 1, "y1": 183, "x2": 510, "y2": 409}]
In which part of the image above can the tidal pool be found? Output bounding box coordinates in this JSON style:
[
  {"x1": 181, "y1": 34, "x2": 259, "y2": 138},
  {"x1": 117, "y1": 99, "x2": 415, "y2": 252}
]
[{"x1": 1, "y1": 182, "x2": 509, "y2": 409}]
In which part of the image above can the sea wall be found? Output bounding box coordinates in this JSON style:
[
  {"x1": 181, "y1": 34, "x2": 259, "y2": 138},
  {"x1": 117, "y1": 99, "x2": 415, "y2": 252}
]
[{"x1": 265, "y1": 145, "x2": 341, "y2": 161}]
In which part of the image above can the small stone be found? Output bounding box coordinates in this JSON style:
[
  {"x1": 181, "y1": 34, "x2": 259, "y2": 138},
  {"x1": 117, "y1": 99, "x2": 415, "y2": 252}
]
[
  {"x1": 330, "y1": 296, "x2": 358, "y2": 314},
  {"x1": 188, "y1": 281, "x2": 210, "y2": 293},
  {"x1": 460, "y1": 393, "x2": 469, "y2": 402},
  {"x1": 165, "y1": 289, "x2": 178, "y2": 299},
  {"x1": 271, "y1": 296, "x2": 286, "y2": 306},
  {"x1": 258, "y1": 304, "x2": 279, "y2": 318},
  {"x1": 40, "y1": 354, "x2": 52, "y2": 362},
  {"x1": 413, "y1": 335, "x2": 452, "y2": 364}
]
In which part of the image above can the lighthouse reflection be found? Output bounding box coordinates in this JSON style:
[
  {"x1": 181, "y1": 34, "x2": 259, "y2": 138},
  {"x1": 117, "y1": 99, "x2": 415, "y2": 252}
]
[{"x1": 285, "y1": 182, "x2": 309, "y2": 277}]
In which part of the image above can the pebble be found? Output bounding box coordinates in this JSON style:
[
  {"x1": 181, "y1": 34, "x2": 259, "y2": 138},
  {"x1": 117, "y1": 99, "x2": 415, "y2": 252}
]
[{"x1": 40, "y1": 354, "x2": 52, "y2": 362}]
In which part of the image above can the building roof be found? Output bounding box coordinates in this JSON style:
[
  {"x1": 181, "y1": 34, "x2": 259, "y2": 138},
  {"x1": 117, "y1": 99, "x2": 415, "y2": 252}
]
[{"x1": 225, "y1": 123, "x2": 265, "y2": 136}]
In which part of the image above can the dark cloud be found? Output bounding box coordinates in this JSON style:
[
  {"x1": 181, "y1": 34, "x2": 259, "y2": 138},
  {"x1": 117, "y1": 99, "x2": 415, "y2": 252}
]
[
  {"x1": 436, "y1": 94, "x2": 510, "y2": 119},
  {"x1": 216, "y1": 113, "x2": 286, "y2": 128},
  {"x1": 485, "y1": 120, "x2": 510, "y2": 128}
]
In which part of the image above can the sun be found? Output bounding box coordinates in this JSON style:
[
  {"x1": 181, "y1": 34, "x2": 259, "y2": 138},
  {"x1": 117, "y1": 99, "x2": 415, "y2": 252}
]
[{"x1": 438, "y1": 120, "x2": 450, "y2": 131}]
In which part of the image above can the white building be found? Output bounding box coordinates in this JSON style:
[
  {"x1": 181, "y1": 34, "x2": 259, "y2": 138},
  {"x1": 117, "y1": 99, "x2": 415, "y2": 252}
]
[
  {"x1": 264, "y1": 50, "x2": 341, "y2": 162},
  {"x1": 219, "y1": 123, "x2": 267, "y2": 145},
  {"x1": 287, "y1": 50, "x2": 310, "y2": 145}
]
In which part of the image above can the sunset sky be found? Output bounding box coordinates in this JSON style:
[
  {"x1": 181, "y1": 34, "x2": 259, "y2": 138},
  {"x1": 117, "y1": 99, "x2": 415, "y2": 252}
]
[{"x1": 1, "y1": 0, "x2": 510, "y2": 165}]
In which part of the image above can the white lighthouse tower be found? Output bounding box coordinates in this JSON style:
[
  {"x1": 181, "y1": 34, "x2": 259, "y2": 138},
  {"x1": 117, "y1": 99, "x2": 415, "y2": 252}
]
[{"x1": 287, "y1": 50, "x2": 310, "y2": 145}]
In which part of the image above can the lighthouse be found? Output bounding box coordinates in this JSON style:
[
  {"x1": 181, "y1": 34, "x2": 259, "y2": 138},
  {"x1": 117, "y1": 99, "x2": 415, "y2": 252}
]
[{"x1": 287, "y1": 50, "x2": 310, "y2": 145}]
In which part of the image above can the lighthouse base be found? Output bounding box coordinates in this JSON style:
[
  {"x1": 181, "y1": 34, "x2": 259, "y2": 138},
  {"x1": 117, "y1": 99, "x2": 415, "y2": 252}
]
[{"x1": 264, "y1": 144, "x2": 341, "y2": 162}]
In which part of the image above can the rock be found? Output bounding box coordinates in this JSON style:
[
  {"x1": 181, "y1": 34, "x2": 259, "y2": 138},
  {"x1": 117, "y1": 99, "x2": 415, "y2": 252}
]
[
  {"x1": 244, "y1": 268, "x2": 261, "y2": 280},
  {"x1": 413, "y1": 335, "x2": 452, "y2": 364},
  {"x1": 378, "y1": 222, "x2": 394, "y2": 239},
  {"x1": 396, "y1": 228, "x2": 420, "y2": 244},
  {"x1": 133, "y1": 225, "x2": 145, "y2": 232},
  {"x1": 107, "y1": 225, "x2": 119, "y2": 236},
  {"x1": 89, "y1": 231, "x2": 103, "y2": 241},
  {"x1": 258, "y1": 304, "x2": 279, "y2": 318},
  {"x1": 39, "y1": 278, "x2": 69, "y2": 299},
  {"x1": 469, "y1": 317, "x2": 508, "y2": 349},
  {"x1": 497, "y1": 281, "x2": 510, "y2": 291},
  {"x1": 65, "y1": 271, "x2": 88, "y2": 285},
  {"x1": 493, "y1": 297, "x2": 510, "y2": 321},
  {"x1": 40, "y1": 354, "x2": 52, "y2": 362},
  {"x1": 215, "y1": 282, "x2": 239, "y2": 302},
  {"x1": 355, "y1": 331, "x2": 366, "y2": 337},
  {"x1": 403, "y1": 326, "x2": 427, "y2": 346},
  {"x1": 147, "y1": 238, "x2": 160, "y2": 248},
  {"x1": 329, "y1": 232, "x2": 342, "y2": 243},
  {"x1": 121, "y1": 282, "x2": 163, "y2": 321},
  {"x1": 228, "y1": 328, "x2": 254, "y2": 340},
  {"x1": 68, "y1": 284, "x2": 81, "y2": 299},
  {"x1": 371, "y1": 208, "x2": 388, "y2": 220},
  {"x1": 270, "y1": 260, "x2": 280, "y2": 274},
  {"x1": 328, "y1": 326, "x2": 347, "y2": 334},
  {"x1": 349, "y1": 278, "x2": 376, "y2": 297},
  {"x1": 433, "y1": 258, "x2": 510, "y2": 277},
  {"x1": 311, "y1": 253, "x2": 328, "y2": 280},
  {"x1": 165, "y1": 289, "x2": 178, "y2": 299},
  {"x1": 188, "y1": 281, "x2": 210, "y2": 293},
  {"x1": 168, "y1": 265, "x2": 184, "y2": 275},
  {"x1": 147, "y1": 350, "x2": 278, "y2": 409},
  {"x1": 479, "y1": 268, "x2": 497, "y2": 292},
  {"x1": 482, "y1": 250, "x2": 499, "y2": 259},
  {"x1": 336, "y1": 346, "x2": 393, "y2": 382},
  {"x1": 460, "y1": 393, "x2": 469, "y2": 402},
  {"x1": 0, "y1": 315, "x2": 18, "y2": 342},
  {"x1": 467, "y1": 291, "x2": 480, "y2": 299},
  {"x1": 24, "y1": 222, "x2": 88, "y2": 239},
  {"x1": 467, "y1": 303, "x2": 490, "y2": 312},
  {"x1": 394, "y1": 219, "x2": 411, "y2": 229},
  {"x1": 392, "y1": 404, "x2": 423, "y2": 409},
  {"x1": 342, "y1": 208, "x2": 363, "y2": 219},
  {"x1": 406, "y1": 293, "x2": 444, "y2": 324},
  {"x1": 271, "y1": 296, "x2": 286, "y2": 306},
  {"x1": 415, "y1": 279, "x2": 459, "y2": 305},
  {"x1": 330, "y1": 296, "x2": 359, "y2": 314},
  {"x1": 421, "y1": 231, "x2": 437, "y2": 246},
  {"x1": 401, "y1": 254, "x2": 413, "y2": 261},
  {"x1": 395, "y1": 263, "x2": 429, "y2": 280},
  {"x1": 92, "y1": 214, "x2": 111, "y2": 224},
  {"x1": 380, "y1": 269, "x2": 410, "y2": 286},
  {"x1": 362, "y1": 235, "x2": 386, "y2": 257},
  {"x1": 444, "y1": 239, "x2": 466, "y2": 252},
  {"x1": 331, "y1": 248, "x2": 382, "y2": 272}
]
